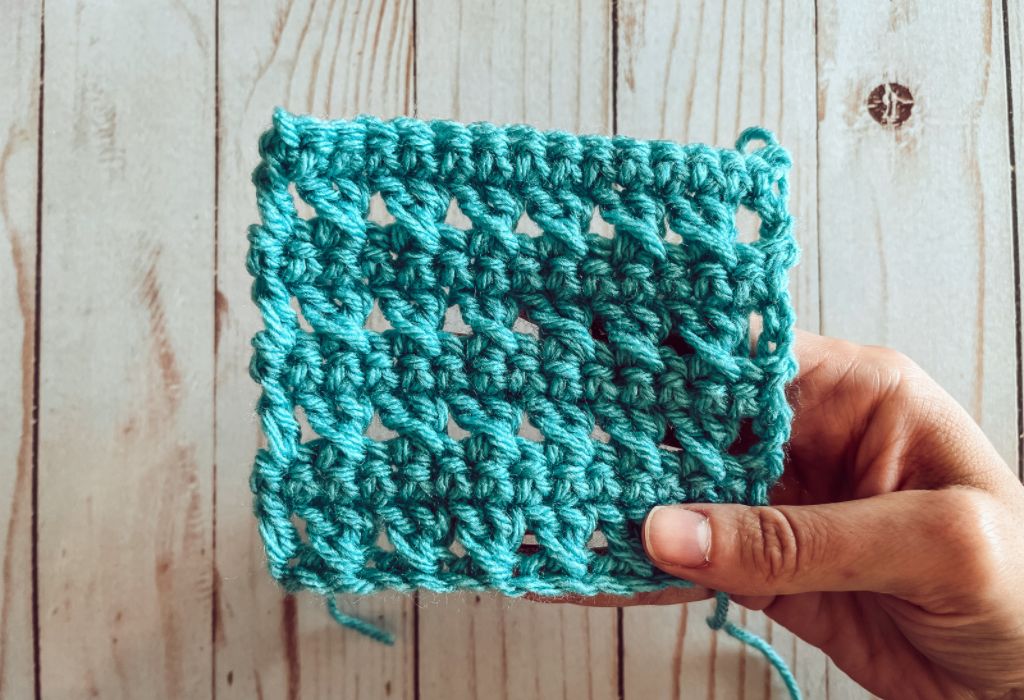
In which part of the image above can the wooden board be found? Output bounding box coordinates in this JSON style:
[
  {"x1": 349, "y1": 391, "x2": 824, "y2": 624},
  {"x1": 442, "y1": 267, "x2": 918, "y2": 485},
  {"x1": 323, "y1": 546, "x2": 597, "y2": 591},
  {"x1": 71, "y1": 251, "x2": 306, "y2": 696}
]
[
  {"x1": 817, "y1": 0, "x2": 1017, "y2": 688},
  {"x1": 817, "y1": 0, "x2": 1019, "y2": 470},
  {"x1": 615, "y1": 0, "x2": 849, "y2": 697},
  {"x1": 6, "y1": 1, "x2": 1022, "y2": 697},
  {"x1": 413, "y1": 2, "x2": 621, "y2": 698},
  {"x1": 35, "y1": 2, "x2": 215, "y2": 697},
  {"x1": 0, "y1": 2, "x2": 40, "y2": 697},
  {"x1": 215, "y1": 1, "x2": 416, "y2": 698}
]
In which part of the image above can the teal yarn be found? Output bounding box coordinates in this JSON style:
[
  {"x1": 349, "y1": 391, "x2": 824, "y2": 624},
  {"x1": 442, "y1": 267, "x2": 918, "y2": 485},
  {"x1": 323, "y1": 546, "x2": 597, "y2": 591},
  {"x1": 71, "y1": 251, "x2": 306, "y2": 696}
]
[
  {"x1": 325, "y1": 596, "x2": 394, "y2": 645},
  {"x1": 247, "y1": 109, "x2": 799, "y2": 685},
  {"x1": 709, "y1": 592, "x2": 802, "y2": 700}
]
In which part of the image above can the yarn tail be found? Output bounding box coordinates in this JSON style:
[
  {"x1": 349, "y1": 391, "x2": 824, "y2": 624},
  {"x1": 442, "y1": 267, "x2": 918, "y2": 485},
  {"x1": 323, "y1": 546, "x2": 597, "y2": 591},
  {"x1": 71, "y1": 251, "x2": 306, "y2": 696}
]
[
  {"x1": 325, "y1": 595, "x2": 395, "y2": 645},
  {"x1": 325, "y1": 589, "x2": 798, "y2": 693},
  {"x1": 707, "y1": 591, "x2": 802, "y2": 700}
]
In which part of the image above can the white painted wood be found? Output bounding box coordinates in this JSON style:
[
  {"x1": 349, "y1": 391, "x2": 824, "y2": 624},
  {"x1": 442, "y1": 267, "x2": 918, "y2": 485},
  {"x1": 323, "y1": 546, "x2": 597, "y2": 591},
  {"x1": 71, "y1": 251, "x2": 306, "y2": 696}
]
[
  {"x1": 36, "y1": 1, "x2": 215, "y2": 697},
  {"x1": 0, "y1": 2, "x2": 40, "y2": 697},
  {"x1": 414, "y1": 2, "x2": 621, "y2": 698},
  {"x1": 817, "y1": 0, "x2": 1019, "y2": 470},
  {"x1": 2, "y1": 2, "x2": 1016, "y2": 697},
  {"x1": 415, "y1": 0, "x2": 613, "y2": 133},
  {"x1": 215, "y1": 1, "x2": 416, "y2": 698},
  {"x1": 816, "y1": 2, "x2": 1017, "y2": 694},
  {"x1": 615, "y1": 0, "x2": 844, "y2": 696},
  {"x1": 418, "y1": 592, "x2": 618, "y2": 700}
]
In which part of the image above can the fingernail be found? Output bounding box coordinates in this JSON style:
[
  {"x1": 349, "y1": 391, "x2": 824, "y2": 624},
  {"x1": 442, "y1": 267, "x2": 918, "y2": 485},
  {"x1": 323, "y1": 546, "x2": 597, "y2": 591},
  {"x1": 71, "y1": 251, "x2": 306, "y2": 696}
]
[{"x1": 644, "y1": 506, "x2": 711, "y2": 568}]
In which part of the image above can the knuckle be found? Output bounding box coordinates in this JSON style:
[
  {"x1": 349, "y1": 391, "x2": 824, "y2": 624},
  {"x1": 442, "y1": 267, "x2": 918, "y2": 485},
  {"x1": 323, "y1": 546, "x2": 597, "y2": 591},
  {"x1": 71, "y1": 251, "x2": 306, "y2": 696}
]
[
  {"x1": 867, "y1": 345, "x2": 917, "y2": 371},
  {"x1": 857, "y1": 345, "x2": 927, "y2": 396},
  {"x1": 740, "y1": 507, "x2": 801, "y2": 585}
]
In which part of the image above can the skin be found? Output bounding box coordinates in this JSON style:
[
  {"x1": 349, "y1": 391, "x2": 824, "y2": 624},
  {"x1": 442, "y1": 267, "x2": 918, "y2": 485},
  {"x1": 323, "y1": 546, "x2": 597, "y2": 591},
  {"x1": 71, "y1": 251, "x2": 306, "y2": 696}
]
[{"x1": 530, "y1": 330, "x2": 1024, "y2": 700}]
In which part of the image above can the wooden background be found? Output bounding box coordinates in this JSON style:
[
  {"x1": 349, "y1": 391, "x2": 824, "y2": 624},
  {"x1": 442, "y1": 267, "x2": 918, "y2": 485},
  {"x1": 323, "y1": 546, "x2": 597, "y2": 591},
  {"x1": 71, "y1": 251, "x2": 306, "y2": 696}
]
[{"x1": 1, "y1": 0, "x2": 1021, "y2": 697}]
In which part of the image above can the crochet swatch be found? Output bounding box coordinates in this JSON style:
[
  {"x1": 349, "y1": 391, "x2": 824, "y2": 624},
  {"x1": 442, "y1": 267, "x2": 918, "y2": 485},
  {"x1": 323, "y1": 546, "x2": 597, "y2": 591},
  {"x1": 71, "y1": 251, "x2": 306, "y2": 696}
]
[{"x1": 247, "y1": 108, "x2": 798, "y2": 614}]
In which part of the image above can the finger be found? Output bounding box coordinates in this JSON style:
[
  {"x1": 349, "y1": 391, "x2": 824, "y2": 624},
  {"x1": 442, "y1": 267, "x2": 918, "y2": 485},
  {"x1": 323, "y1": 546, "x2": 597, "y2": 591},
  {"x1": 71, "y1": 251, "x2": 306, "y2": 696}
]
[
  {"x1": 641, "y1": 488, "x2": 995, "y2": 599},
  {"x1": 730, "y1": 594, "x2": 776, "y2": 611},
  {"x1": 790, "y1": 328, "x2": 845, "y2": 378}
]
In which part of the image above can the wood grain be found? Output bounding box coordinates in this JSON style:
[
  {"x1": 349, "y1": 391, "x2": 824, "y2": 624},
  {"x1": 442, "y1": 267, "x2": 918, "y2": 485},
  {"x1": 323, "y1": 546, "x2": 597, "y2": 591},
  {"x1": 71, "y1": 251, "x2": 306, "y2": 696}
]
[
  {"x1": 414, "y1": 2, "x2": 620, "y2": 698},
  {"x1": 215, "y1": 1, "x2": 416, "y2": 698},
  {"x1": 615, "y1": 0, "x2": 849, "y2": 696},
  {"x1": 0, "y1": 1, "x2": 40, "y2": 697},
  {"x1": 36, "y1": 1, "x2": 215, "y2": 697},
  {"x1": 816, "y1": 3, "x2": 1017, "y2": 693},
  {"x1": 816, "y1": 0, "x2": 1019, "y2": 471},
  {"x1": 2, "y1": 2, "x2": 1018, "y2": 698}
]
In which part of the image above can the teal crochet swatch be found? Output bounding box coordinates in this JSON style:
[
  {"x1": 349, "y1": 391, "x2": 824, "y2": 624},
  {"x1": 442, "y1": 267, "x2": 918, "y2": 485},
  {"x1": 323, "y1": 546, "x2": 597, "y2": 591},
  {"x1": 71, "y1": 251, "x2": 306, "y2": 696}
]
[{"x1": 247, "y1": 109, "x2": 800, "y2": 693}]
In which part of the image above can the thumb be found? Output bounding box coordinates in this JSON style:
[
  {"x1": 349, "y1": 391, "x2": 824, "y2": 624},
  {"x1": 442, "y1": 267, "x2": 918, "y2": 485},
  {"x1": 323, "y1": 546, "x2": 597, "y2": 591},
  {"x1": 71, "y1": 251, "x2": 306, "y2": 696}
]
[{"x1": 642, "y1": 489, "x2": 981, "y2": 597}]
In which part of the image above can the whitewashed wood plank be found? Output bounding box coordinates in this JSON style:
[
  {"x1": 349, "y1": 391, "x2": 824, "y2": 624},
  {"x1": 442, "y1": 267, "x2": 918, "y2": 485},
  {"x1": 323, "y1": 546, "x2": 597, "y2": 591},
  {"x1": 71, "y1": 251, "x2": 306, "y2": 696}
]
[
  {"x1": 616, "y1": 0, "x2": 846, "y2": 697},
  {"x1": 817, "y1": 1, "x2": 1017, "y2": 696},
  {"x1": 817, "y1": 1, "x2": 1018, "y2": 469},
  {"x1": 1006, "y1": 0, "x2": 1024, "y2": 481},
  {"x1": 215, "y1": 1, "x2": 416, "y2": 698},
  {"x1": 36, "y1": 2, "x2": 215, "y2": 698},
  {"x1": 418, "y1": 593, "x2": 618, "y2": 700},
  {"x1": 415, "y1": 2, "x2": 620, "y2": 698},
  {"x1": 0, "y1": 2, "x2": 40, "y2": 697},
  {"x1": 415, "y1": 0, "x2": 613, "y2": 133}
]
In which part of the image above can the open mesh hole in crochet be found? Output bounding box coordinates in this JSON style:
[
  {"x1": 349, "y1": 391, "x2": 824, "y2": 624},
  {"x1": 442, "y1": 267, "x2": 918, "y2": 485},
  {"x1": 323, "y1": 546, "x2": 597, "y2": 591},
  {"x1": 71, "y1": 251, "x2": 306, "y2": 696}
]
[
  {"x1": 287, "y1": 190, "x2": 398, "y2": 228},
  {"x1": 365, "y1": 300, "x2": 391, "y2": 331},
  {"x1": 736, "y1": 205, "x2": 762, "y2": 243},
  {"x1": 443, "y1": 199, "x2": 468, "y2": 227},
  {"x1": 513, "y1": 308, "x2": 540, "y2": 337},
  {"x1": 519, "y1": 530, "x2": 609, "y2": 555},
  {"x1": 369, "y1": 193, "x2": 397, "y2": 226},
  {"x1": 290, "y1": 297, "x2": 314, "y2": 333},
  {"x1": 660, "y1": 425, "x2": 684, "y2": 452},
  {"x1": 727, "y1": 418, "x2": 757, "y2": 456},
  {"x1": 664, "y1": 220, "x2": 683, "y2": 245},
  {"x1": 748, "y1": 311, "x2": 765, "y2": 356},
  {"x1": 289, "y1": 513, "x2": 309, "y2": 547},
  {"x1": 593, "y1": 213, "x2": 615, "y2": 239},
  {"x1": 442, "y1": 304, "x2": 471, "y2": 335},
  {"x1": 747, "y1": 312, "x2": 780, "y2": 357},
  {"x1": 516, "y1": 211, "x2": 544, "y2": 238},
  {"x1": 446, "y1": 416, "x2": 470, "y2": 440},
  {"x1": 373, "y1": 529, "x2": 396, "y2": 554},
  {"x1": 661, "y1": 331, "x2": 697, "y2": 357},
  {"x1": 287, "y1": 183, "x2": 315, "y2": 219},
  {"x1": 294, "y1": 405, "x2": 315, "y2": 441},
  {"x1": 518, "y1": 411, "x2": 542, "y2": 441},
  {"x1": 366, "y1": 413, "x2": 398, "y2": 442}
]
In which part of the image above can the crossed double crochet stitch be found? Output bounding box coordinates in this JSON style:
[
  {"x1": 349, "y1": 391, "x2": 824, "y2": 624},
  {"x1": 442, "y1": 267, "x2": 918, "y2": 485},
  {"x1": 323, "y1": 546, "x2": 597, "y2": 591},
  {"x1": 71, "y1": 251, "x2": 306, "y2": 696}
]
[{"x1": 247, "y1": 110, "x2": 799, "y2": 677}]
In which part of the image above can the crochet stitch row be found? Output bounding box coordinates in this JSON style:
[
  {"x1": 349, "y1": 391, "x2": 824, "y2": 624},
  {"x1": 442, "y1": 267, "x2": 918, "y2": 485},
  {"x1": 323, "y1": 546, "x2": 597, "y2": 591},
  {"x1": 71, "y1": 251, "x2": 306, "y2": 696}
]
[{"x1": 247, "y1": 109, "x2": 799, "y2": 603}]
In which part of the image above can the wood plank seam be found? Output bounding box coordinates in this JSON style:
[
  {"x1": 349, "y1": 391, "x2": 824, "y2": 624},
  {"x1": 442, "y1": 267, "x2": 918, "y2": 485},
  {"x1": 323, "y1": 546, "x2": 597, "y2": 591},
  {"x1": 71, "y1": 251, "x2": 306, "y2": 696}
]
[
  {"x1": 998, "y1": 0, "x2": 1023, "y2": 479},
  {"x1": 413, "y1": 4, "x2": 619, "y2": 697},
  {"x1": 212, "y1": 0, "x2": 221, "y2": 698},
  {"x1": 610, "y1": 2, "x2": 626, "y2": 696},
  {"x1": 31, "y1": 2, "x2": 45, "y2": 698},
  {"x1": 412, "y1": 6, "x2": 422, "y2": 700},
  {"x1": 813, "y1": 0, "x2": 824, "y2": 340},
  {"x1": 812, "y1": 3, "x2": 834, "y2": 691}
]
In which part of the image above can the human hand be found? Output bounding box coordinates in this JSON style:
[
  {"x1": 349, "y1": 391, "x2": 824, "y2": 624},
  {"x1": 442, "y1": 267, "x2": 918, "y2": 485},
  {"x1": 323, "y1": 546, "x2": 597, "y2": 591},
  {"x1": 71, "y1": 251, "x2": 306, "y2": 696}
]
[{"x1": 550, "y1": 331, "x2": 1024, "y2": 699}]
